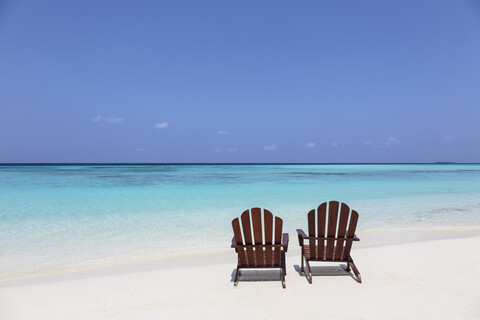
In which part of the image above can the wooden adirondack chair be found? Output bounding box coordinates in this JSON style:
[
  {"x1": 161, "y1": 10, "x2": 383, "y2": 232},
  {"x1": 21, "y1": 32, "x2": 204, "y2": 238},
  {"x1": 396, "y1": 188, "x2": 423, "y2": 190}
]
[
  {"x1": 231, "y1": 208, "x2": 289, "y2": 288},
  {"x1": 297, "y1": 201, "x2": 361, "y2": 283}
]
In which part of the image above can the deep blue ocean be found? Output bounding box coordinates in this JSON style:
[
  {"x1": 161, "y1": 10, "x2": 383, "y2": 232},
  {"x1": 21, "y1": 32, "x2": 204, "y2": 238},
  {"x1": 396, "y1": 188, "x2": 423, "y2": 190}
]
[{"x1": 1, "y1": 164, "x2": 480, "y2": 279}]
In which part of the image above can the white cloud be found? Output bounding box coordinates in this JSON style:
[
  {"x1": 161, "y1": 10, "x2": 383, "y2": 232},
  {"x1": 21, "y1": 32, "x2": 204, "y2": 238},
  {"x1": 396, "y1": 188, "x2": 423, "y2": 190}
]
[
  {"x1": 330, "y1": 141, "x2": 344, "y2": 147},
  {"x1": 214, "y1": 147, "x2": 238, "y2": 153},
  {"x1": 305, "y1": 142, "x2": 316, "y2": 148},
  {"x1": 264, "y1": 144, "x2": 277, "y2": 151},
  {"x1": 218, "y1": 130, "x2": 228, "y2": 135},
  {"x1": 443, "y1": 136, "x2": 455, "y2": 142},
  {"x1": 155, "y1": 122, "x2": 169, "y2": 129},
  {"x1": 385, "y1": 136, "x2": 399, "y2": 147},
  {"x1": 104, "y1": 116, "x2": 124, "y2": 124},
  {"x1": 91, "y1": 115, "x2": 124, "y2": 124},
  {"x1": 365, "y1": 137, "x2": 400, "y2": 148}
]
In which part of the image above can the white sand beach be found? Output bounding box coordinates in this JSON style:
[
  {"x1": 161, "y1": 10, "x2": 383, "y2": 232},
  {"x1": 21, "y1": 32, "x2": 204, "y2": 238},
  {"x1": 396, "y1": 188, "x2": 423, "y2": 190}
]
[{"x1": 1, "y1": 230, "x2": 480, "y2": 320}]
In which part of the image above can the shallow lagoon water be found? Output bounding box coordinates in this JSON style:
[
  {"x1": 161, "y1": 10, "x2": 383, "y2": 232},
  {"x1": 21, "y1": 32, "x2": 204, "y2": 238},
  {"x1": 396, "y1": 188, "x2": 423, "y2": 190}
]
[{"x1": 1, "y1": 164, "x2": 480, "y2": 279}]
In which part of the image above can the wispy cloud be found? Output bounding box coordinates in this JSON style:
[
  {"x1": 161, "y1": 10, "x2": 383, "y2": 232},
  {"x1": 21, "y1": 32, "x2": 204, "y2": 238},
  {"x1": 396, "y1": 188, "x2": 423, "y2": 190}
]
[
  {"x1": 104, "y1": 116, "x2": 124, "y2": 124},
  {"x1": 214, "y1": 147, "x2": 239, "y2": 153},
  {"x1": 329, "y1": 141, "x2": 344, "y2": 147},
  {"x1": 443, "y1": 136, "x2": 455, "y2": 142},
  {"x1": 305, "y1": 142, "x2": 316, "y2": 148},
  {"x1": 218, "y1": 130, "x2": 228, "y2": 135},
  {"x1": 385, "y1": 136, "x2": 399, "y2": 147},
  {"x1": 264, "y1": 144, "x2": 277, "y2": 151},
  {"x1": 155, "y1": 122, "x2": 169, "y2": 129},
  {"x1": 91, "y1": 115, "x2": 124, "y2": 124},
  {"x1": 365, "y1": 137, "x2": 400, "y2": 148}
]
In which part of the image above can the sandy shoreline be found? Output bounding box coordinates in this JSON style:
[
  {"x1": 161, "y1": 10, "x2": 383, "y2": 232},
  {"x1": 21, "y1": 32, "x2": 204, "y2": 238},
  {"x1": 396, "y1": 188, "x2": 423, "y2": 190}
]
[
  {"x1": 2, "y1": 229, "x2": 480, "y2": 319},
  {"x1": 2, "y1": 224, "x2": 480, "y2": 282}
]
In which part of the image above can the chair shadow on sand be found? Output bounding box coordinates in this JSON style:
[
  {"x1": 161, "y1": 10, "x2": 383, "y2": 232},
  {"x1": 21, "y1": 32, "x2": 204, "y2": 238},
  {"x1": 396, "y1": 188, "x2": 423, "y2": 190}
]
[
  {"x1": 230, "y1": 264, "x2": 357, "y2": 285},
  {"x1": 230, "y1": 268, "x2": 284, "y2": 284},
  {"x1": 293, "y1": 264, "x2": 358, "y2": 282}
]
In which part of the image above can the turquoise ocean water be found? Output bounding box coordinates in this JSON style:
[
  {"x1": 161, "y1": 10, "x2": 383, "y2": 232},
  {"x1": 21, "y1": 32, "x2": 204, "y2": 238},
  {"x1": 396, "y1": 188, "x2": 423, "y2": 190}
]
[{"x1": 1, "y1": 164, "x2": 480, "y2": 279}]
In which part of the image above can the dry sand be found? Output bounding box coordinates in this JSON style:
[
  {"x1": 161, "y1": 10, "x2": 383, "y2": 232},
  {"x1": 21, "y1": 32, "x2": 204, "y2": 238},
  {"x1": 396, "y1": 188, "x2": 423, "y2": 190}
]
[{"x1": 1, "y1": 231, "x2": 480, "y2": 319}]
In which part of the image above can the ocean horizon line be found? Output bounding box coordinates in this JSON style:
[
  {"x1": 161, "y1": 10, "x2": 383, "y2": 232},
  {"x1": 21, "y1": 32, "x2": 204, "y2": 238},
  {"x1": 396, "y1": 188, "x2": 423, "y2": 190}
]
[{"x1": 0, "y1": 162, "x2": 474, "y2": 166}]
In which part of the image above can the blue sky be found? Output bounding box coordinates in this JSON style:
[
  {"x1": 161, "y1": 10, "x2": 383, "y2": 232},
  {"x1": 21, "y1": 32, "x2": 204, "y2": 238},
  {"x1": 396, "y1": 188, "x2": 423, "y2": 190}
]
[{"x1": 1, "y1": 0, "x2": 479, "y2": 163}]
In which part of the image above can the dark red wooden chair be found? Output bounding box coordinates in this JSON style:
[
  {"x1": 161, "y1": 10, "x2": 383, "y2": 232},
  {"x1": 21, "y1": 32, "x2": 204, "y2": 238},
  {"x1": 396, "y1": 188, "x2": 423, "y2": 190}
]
[
  {"x1": 231, "y1": 208, "x2": 289, "y2": 288},
  {"x1": 297, "y1": 201, "x2": 361, "y2": 283}
]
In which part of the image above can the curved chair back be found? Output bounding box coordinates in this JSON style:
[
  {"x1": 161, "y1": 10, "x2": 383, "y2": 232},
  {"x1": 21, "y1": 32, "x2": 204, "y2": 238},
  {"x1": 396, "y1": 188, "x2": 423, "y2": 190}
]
[
  {"x1": 232, "y1": 208, "x2": 283, "y2": 267},
  {"x1": 307, "y1": 201, "x2": 358, "y2": 260}
]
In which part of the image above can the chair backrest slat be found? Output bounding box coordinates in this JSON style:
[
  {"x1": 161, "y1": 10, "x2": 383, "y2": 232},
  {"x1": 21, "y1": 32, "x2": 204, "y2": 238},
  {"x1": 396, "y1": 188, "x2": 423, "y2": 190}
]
[
  {"x1": 274, "y1": 216, "x2": 283, "y2": 244},
  {"x1": 346, "y1": 209, "x2": 358, "y2": 238},
  {"x1": 232, "y1": 218, "x2": 247, "y2": 266},
  {"x1": 232, "y1": 217, "x2": 243, "y2": 245},
  {"x1": 317, "y1": 203, "x2": 327, "y2": 259},
  {"x1": 264, "y1": 210, "x2": 273, "y2": 244},
  {"x1": 264, "y1": 210, "x2": 273, "y2": 266},
  {"x1": 251, "y1": 208, "x2": 263, "y2": 245},
  {"x1": 326, "y1": 201, "x2": 339, "y2": 259},
  {"x1": 274, "y1": 216, "x2": 283, "y2": 265},
  {"x1": 241, "y1": 210, "x2": 253, "y2": 245},
  {"x1": 342, "y1": 209, "x2": 359, "y2": 260},
  {"x1": 335, "y1": 202, "x2": 350, "y2": 260},
  {"x1": 240, "y1": 209, "x2": 255, "y2": 265},
  {"x1": 317, "y1": 202, "x2": 327, "y2": 238},
  {"x1": 307, "y1": 209, "x2": 317, "y2": 259},
  {"x1": 251, "y1": 208, "x2": 265, "y2": 265}
]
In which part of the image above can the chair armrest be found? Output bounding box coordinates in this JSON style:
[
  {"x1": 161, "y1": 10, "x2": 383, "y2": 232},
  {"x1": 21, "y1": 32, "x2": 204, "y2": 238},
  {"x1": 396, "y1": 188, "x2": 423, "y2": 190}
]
[
  {"x1": 353, "y1": 235, "x2": 360, "y2": 241},
  {"x1": 282, "y1": 233, "x2": 289, "y2": 252},
  {"x1": 297, "y1": 229, "x2": 308, "y2": 246}
]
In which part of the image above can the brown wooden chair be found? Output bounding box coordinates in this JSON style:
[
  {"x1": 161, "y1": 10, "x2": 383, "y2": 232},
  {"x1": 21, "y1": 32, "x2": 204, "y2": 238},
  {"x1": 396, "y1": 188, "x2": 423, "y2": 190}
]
[
  {"x1": 231, "y1": 208, "x2": 289, "y2": 288},
  {"x1": 297, "y1": 201, "x2": 361, "y2": 283}
]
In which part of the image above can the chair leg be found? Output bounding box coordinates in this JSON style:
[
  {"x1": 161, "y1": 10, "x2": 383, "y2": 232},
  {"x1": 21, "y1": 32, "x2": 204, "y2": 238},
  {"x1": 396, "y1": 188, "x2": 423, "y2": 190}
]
[
  {"x1": 281, "y1": 252, "x2": 286, "y2": 288},
  {"x1": 305, "y1": 259, "x2": 313, "y2": 284},
  {"x1": 234, "y1": 267, "x2": 240, "y2": 287},
  {"x1": 345, "y1": 262, "x2": 351, "y2": 272},
  {"x1": 301, "y1": 249, "x2": 304, "y2": 272},
  {"x1": 349, "y1": 258, "x2": 362, "y2": 283}
]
